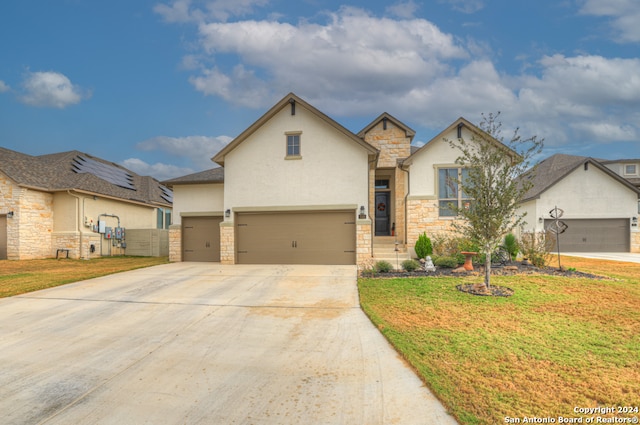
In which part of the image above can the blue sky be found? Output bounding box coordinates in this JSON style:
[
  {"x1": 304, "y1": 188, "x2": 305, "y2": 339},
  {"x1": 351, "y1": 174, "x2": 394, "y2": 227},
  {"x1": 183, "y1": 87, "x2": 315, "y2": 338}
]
[{"x1": 1, "y1": 0, "x2": 639, "y2": 180}]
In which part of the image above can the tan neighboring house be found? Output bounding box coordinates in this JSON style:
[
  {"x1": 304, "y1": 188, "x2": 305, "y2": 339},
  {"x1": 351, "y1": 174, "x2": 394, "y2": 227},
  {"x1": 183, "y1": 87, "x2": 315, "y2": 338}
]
[
  {"x1": 164, "y1": 92, "x2": 514, "y2": 266},
  {"x1": 0, "y1": 147, "x2": 173, "y2": 260},
  {"x1": 517, "y1": 154, "x2": 640, "y2": 252}
]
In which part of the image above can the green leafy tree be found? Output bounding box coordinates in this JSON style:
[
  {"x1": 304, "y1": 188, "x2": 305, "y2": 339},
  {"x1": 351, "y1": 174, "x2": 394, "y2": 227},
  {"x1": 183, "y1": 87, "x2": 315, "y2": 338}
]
[{"x1": 446, "y1": 113, "x2": 543, "y2": 288}]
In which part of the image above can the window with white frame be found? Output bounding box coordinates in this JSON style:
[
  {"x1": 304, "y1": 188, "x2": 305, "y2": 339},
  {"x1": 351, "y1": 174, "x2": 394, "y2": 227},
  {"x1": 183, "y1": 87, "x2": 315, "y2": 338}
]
[
  {"x1": 438, "y1": 167, "x2": 472, "y2": 217},
  {"x1": 286, "y1": 133, "x2": 301, "y2": 157},
  {"x1": 624, "y1": 164, "x2": 637, "y2": 175},
  {"x1": 157, "y1": 208, "x2": 172, "y2": 229}
]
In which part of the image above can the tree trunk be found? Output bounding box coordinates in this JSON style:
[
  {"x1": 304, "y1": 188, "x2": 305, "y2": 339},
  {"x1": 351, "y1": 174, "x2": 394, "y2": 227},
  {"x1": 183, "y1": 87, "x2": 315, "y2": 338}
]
[{"x1": 484, "y1": 251, "x2": 491, "y2": 288}]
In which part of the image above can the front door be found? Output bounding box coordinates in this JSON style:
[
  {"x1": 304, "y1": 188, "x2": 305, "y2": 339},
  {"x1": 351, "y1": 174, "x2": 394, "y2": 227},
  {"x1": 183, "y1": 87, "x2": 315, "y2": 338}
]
[{"x1": 375, "y1": 192, "x2": 390, "y2": 236}]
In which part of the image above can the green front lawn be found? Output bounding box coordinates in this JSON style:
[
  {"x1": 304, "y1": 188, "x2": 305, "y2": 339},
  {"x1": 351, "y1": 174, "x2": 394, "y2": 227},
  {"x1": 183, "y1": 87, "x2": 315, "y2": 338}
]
[
  {"x1": 358, "y1": 257, "x2": 640, "y2": 425},
  {"x1": 0, "y1": 256, "x2": 169, "y2": 298}
]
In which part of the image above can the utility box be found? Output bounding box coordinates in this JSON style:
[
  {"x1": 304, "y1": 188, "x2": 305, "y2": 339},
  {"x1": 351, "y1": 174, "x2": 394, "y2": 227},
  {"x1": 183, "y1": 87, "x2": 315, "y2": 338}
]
[{"x1": 98, "y1": 220, "x2": 106, "y2": 234}]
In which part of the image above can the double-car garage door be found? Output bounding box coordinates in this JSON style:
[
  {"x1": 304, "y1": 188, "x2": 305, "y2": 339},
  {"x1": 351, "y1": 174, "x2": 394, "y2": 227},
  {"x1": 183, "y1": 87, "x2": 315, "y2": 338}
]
[
  {"x1": 182, "y1": 211, "x2": 357, "y2": 264},
  {"x1": 236, "y1": 210, "x2": 356, "y2": 265},
  {"x1": 545, "y1": 218, "x2": 630, "y2": 252}
]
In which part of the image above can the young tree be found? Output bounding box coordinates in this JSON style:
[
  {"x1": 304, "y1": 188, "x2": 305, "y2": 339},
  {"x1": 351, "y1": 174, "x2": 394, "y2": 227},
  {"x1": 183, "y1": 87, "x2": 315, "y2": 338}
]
[{"x1": 446, "y1": 113, "x2": 543, "y2": 289}]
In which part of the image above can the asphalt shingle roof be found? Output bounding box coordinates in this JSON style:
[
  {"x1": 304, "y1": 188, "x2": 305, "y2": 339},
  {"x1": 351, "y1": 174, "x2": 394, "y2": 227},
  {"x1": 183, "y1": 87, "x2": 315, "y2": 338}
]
[
  {"x1": 161, "y1": 167, "x2": 224, "y2": 186},
  {"x1": 520, "y1": 153, "x2": 640, "y2": 201},
  {"x1": 0, "y1": 147, "x2": 172, "y2": 207}
]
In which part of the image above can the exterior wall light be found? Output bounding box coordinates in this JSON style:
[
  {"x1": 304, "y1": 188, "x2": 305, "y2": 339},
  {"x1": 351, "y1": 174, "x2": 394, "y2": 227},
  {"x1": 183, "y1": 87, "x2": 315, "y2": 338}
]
[
  {"x1": 7, "y1": 211, "x2": 14, "y2": 218},
  {"x1": 225, "y1": 209, "x2": 231, "y2": 218},
  {"x1": 538, "y1": 216, "x2": 543, "y2": 223},
  {"x1": 359, "y1": 205, "x2": 366, "y2": 219},
  {"x1": 632, "y1": 217, "x2": 638, "y2": 227}
]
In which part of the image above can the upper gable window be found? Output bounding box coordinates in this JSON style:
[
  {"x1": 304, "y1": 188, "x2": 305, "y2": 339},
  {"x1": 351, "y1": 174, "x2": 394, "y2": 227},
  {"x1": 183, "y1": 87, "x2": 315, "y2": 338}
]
[
  {"x1": 286, "y1": 133, "x2": 301, "y2": 159},
  {"x1": 624, "y1": 164, "x2": 637, "y2": 175}
]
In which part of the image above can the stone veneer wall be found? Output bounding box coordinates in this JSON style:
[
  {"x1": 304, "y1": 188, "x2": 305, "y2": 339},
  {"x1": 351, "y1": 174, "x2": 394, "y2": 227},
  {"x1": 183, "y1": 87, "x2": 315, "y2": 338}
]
[
  {"x1": 51, "y1": 232, "x2": 102, "y2": 259},
  {"x1": 631, "y1": 230, "x2": 640, "y2": 253},
  {"x1": 16, "y1": 187, "x2": 54, "y2": 259},
  {"x1": 406, "y1": 198, "x2": 458, "y2": 250},
  {"x1": 0, "y1": 173, "x2": 20, "y2": 259},
  {"x1": 356, "y1": 219, "x2": 372, "y2": 267},
  {"x1": 362, "y1": 121, "x2": 411, "y2": 168},
  {"x1": 169, "y1": 224, "x2": 181, "y2": 262},
  {"x1": 220, "y1": 222, "x2": 235, "y2": 264}
]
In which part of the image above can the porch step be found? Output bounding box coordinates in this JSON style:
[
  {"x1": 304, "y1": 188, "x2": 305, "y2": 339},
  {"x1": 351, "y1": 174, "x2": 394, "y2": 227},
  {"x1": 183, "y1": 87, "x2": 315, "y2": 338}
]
[{"x1": 372, "y1": 238, "x2": 412, "y2": 269}]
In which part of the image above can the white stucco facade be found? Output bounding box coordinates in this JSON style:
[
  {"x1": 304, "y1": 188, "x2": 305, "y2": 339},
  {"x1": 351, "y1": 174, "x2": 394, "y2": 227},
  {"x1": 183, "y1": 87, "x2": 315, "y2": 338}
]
[
  {"x1": 171, "y1": 183, "x2": 224, "y2": 225},
  {"x1": 518, "y1": 164, "x2": 639, "y2": 233},
  {"x1": 222, "y1": 104, "x2": 370, "y2": 214}
]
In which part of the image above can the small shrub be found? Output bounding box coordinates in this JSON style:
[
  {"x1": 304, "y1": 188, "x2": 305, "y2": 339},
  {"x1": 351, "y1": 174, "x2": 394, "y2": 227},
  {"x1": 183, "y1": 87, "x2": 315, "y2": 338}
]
[
  {"x1": 375, "y1": 260, "x2": 394, "y2": 273},
  {"x1": 401, "y1": 259, "x2": 421, "y2": 272},
  {"x1": 434, "y1": 256, "x2": 459, "y2": 268},
  {"x1": 520, "y1": 231, "x2": 554, "y2": 267},
  {"x1": 414, "y1": 232, "x2": 433, "y2": 259},
  {"x1": 503, "y1": 233, "x2": 519, "y2": 260}
]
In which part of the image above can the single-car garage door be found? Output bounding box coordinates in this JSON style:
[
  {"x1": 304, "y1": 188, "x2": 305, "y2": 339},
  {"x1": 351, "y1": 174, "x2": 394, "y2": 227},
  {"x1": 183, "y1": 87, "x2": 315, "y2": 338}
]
[
  {"x1": 183, "y1": 216, "x2": 223, "y2": 261},
  {"x1": 545, "y1": 218, "x2": 629, "y2": 252},
  {"x1": 236, "y1": 210, "x2": 356, "y2": 265}
]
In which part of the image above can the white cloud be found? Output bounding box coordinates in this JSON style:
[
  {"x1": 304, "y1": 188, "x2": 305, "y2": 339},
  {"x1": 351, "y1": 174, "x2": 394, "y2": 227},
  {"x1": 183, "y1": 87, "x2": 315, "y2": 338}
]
[
  {"x1": 579, "y1": 0, "x2": 640, "y2": 42},
  {"x1": 440, "y1": 0, "x2": 485, "y2": 14},
  {"x1": 154, "y1": 0, "x2": 203, "y2": 23},
  {"x1": 0, "y1": 80, "x2": 9, "y2": 93},
  {"x1": 192, "y1": 7, "x2": 468, "y2": 110},
  {"x1": 386, "y1": 1, "x2": 420, "y2": 19},
  {"x1": 121, "y1": 158, "x2": 195, "y2": 181},
  {"x1": 154, "y1": 0, "x2": 269, "y2": 23},
  {"x1": 162, "y1": 4, "x2": 639, "y2": 153},
  {"x1": 19, "y1": 71, "x2": 90, "y2": 108},
  {"x1": 136, "y1": 135, "x2": 232, "y2": 171}
]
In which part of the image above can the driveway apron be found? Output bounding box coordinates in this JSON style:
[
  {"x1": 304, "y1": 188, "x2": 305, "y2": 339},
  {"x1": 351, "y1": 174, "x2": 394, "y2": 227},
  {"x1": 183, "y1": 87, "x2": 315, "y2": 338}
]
[{"x1": 0, "y1": 263, "x2": 457, "y2": 424}]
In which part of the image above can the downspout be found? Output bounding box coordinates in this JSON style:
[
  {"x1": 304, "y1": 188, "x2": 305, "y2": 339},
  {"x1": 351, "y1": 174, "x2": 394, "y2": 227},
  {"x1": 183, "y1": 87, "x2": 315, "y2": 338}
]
[
  {"x1": 401, "y1": 164, "x2": 410, "y2": 249},
  {"x1": 67, "y1": 191, "x2": 84, "y2": 259},
  {"x1": 368, "y1": 155, "x2": 378, "y2": 260}
]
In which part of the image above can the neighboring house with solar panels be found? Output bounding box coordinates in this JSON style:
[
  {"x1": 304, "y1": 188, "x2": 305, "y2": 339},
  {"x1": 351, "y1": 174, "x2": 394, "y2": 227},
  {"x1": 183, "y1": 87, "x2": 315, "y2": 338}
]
[{"x1": 0, "y1": 147, "x2": 173, "y2": 260}]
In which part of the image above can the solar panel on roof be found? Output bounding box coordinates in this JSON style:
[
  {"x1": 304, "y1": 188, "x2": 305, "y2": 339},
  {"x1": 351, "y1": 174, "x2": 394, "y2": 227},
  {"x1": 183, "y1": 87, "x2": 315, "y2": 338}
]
[
  {"x1": 159, "y1": 185, "x2": 173, "y2": 203},
  {"x1": 72, "y1": 155, "x2": 136, "y2": 190}
]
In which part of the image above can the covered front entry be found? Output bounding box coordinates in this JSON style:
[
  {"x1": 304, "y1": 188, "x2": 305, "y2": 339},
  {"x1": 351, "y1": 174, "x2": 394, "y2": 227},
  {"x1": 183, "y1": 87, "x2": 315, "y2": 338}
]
[
  {"x1": 182, "y1": 216, "x2": 223, "y2": 261},
  {"x1": 236, "y1": 210, "x2": 356, "y2": 265},
  {"x1": 546, "y1": 218, "x2": 630, "y2": 252}
]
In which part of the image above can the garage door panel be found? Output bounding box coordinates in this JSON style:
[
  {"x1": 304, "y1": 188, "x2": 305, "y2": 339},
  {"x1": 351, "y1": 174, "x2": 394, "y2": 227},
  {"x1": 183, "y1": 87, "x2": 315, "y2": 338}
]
[
  {"x1": 236, "y1": 211, "x2": 356, "y2": 265},
  {"x1": 183, "y1": 216, "x2": 223, "y2": 262},
  {"x1": 546, "y1": 218, "x2": 629, "y2": 252}
]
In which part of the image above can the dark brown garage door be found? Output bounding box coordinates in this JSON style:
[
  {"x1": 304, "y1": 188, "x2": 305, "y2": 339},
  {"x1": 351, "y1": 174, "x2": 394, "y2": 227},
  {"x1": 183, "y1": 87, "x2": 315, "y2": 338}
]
[
  {"x1": 236, "y1": 210, "x2": 356, "y2": 265},
  {"x1": 183, "y1": 216, "x2": 223, "y2": 261},
  {"x1": 545, "y1": 218, "x2": 629, "y2": 252}
]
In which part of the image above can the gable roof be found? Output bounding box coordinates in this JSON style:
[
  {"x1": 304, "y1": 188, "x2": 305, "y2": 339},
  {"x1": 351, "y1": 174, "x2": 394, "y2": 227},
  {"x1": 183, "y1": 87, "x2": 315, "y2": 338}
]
[
  {"x1": 212, "y1": 92, "x2": 378, "y2": 166},
  {"x1": 357, "y1": 112, "x2": 416, "y2": 141},
  {"x1": 0, "y1": 147, "x2": 172, "y2": 207},
  {"x1": 402, "y1": 117, "x2": 516, "y2": 167},
  {"x1": 519, "y1": 153, "x2": 640, "y2": 202},
  {"x1": 162, "y1": 167, "x2": 224, "y2": 186}
]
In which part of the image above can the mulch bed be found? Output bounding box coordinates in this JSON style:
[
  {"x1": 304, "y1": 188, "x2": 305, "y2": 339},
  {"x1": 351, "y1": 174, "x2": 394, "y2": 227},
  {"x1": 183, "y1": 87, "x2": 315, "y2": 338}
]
[
  {"x1": 360, "y1": 262, "x2": 609, "y2": 297},
  {"x1": 456, "y1": 283, "x2": 514, "y2": 297},
  {"x1": 360, "y1": 262, "x2": 608, "y2": 281}
]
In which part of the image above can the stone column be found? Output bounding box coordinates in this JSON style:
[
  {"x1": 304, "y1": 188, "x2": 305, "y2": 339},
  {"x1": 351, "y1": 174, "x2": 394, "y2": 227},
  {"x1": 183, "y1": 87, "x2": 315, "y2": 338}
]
[
  {"x1": 220, "y1": 222, "x2": 235, "y2": 264},
  {"x1": 168, "y1": 224, "x2": 181, "y2": 262}
]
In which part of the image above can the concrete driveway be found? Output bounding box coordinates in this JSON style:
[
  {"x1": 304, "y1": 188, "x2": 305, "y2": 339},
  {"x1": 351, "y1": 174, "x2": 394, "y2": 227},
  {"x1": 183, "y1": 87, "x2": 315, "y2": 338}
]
[
  {"x1": 0, "y1": 263, "x2": 457, "y2": 424},
  {"x1": 561, "y1": 252, "x2": 640, "y2": 263}
]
